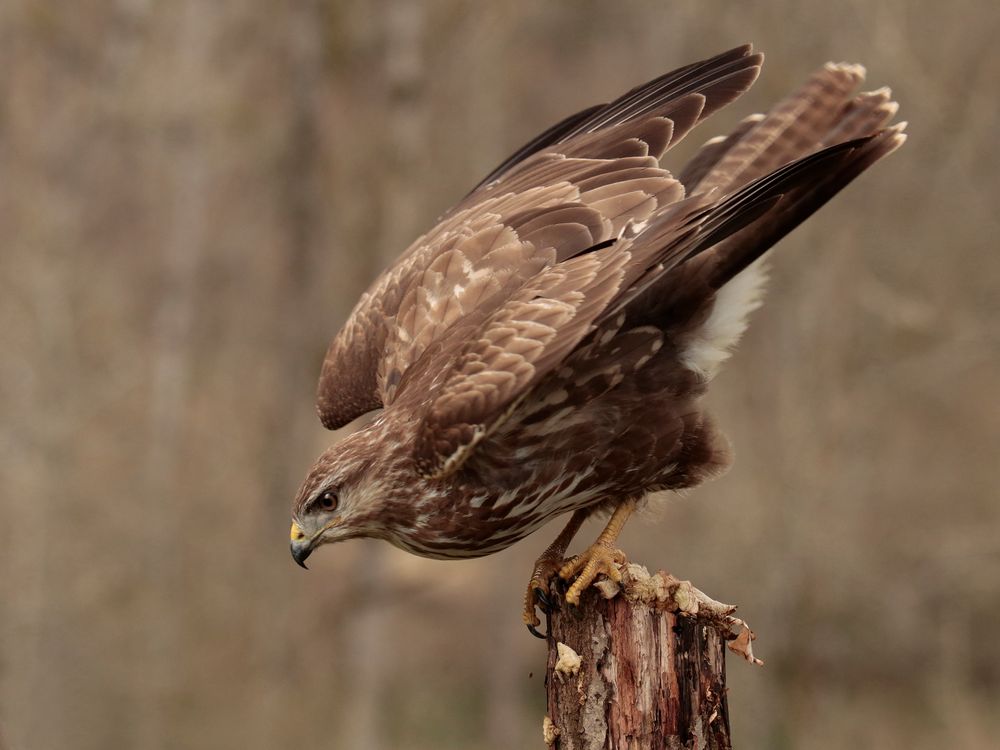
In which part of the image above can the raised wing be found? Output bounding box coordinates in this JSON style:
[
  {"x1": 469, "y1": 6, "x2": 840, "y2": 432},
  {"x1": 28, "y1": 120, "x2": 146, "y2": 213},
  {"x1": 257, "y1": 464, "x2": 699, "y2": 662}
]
[
  {"x1": 410, "y1": 121, "x2": 905, "y2": 478},
  {"x1": 315, "y1": 45, "x2": 763, "y2": 429},
  {"x1": 467, "y1": 44, "x2": 760, "y2": 194},
  {"x1": 404, "y1": 157, "x2": 776, "y2": 478}
]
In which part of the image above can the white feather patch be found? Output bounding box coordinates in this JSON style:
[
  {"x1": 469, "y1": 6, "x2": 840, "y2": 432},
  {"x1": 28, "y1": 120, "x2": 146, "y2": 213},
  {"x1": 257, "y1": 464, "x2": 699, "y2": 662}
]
[{"x1": 681, "y1": 260, "x2": 769, "y2": 379}]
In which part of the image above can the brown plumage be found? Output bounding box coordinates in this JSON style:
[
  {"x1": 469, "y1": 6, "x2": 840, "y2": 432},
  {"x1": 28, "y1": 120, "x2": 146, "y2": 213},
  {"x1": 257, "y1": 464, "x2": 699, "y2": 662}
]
[{"x1": 289, "y1": 45, "x2": 905, "y2": 626}]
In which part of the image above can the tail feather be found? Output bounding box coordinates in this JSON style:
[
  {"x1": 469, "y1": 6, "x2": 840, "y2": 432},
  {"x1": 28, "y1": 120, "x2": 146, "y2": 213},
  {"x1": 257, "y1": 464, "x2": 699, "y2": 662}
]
[
  {"x1": 685, "y1": 62, "x2": 880, "y2": 196},
  {"x1": 596, "y1": 129, "x2": 904, "y2": 331},
  {"x1": 701, "y1": 125, "x2": 907, "y2": 290},
  {"x1": 678, "y1": 113, "x2": 764, "y2": 189},
  {"x1": 821, "y1": 87, "x2": 900, "y2": 146},
  {"x1": 673, "y1": 59, "x2": 904, "y2": 291},
  {"x1": 644, "y1": 126, "x2": 905, "y2": 379}
]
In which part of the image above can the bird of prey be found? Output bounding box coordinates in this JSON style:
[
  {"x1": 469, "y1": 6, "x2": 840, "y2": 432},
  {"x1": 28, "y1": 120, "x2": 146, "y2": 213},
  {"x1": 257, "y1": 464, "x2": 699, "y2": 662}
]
[{"x1": 289, "y1": 45, "x2": 904, "y2": 634}]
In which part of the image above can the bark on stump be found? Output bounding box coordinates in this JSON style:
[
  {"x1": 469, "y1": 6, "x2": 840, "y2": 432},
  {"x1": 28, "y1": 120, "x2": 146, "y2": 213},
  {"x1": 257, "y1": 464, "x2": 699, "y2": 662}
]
[{"x1": 542, "y1": 564, "x2": 760, "y2": 750}]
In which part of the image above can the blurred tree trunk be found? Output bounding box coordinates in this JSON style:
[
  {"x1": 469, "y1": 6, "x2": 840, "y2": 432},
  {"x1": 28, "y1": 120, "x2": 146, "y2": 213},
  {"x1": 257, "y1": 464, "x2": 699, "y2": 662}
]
[
  {"x1": 246, "y1": 2, "x2": 334, "y2": 747},
  {"x1": 484, "y1": 563, "x2": 522, "y2": 749},
  {"x1": 141, "y1": 4, "x2": 215, "y2": 748},
  {"x1": 340, "y1": 2, "x2": 428, "y2": 748}
]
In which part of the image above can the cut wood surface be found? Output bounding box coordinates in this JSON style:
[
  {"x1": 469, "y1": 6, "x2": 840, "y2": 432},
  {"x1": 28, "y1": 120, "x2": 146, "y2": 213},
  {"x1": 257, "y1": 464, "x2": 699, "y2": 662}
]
[{"x1": 543, "y1": 564, "x2": 760, "y2": 749}]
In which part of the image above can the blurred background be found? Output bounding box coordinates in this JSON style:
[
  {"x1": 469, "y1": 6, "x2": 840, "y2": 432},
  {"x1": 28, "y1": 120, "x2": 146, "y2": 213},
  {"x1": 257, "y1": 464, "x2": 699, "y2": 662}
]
[{"x1": 2, "y1": 1, "x2": 998, "y2": 748}]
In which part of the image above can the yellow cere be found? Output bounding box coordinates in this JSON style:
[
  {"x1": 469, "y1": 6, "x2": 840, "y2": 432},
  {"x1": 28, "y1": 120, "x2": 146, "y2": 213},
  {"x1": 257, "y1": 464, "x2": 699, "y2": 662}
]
[{"x1": 290, "y1": 522, "x2": 305, "y2": 541}]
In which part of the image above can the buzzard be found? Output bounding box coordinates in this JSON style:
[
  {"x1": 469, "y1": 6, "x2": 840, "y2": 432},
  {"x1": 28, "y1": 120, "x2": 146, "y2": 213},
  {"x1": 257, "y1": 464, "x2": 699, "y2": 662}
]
[{"x1": 289, "y1": 45, "x2": 904, "y2": 634}]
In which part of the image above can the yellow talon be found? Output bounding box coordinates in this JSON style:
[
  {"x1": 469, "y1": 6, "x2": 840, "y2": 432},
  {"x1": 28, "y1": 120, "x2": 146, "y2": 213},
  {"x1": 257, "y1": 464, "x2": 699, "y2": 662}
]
[
  {"x1": 558, "y1": 500, "x2": 634, "y2": 605},
  {"x1": 520, "y1": 503, "x2": 635, "y2": 632},
  {"x1": 560, "y1": 544, "x2": 626, "y2": 605}
]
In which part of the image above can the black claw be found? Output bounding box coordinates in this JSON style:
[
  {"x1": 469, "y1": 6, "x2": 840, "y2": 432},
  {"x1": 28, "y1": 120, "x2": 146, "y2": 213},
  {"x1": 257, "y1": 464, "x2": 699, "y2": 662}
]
[
  {"x1": 526, "y1": 622, "x2": 547, "y2": 639},
  {"x1": 534, "y1": 586, "x2": 551, "y2": 611}
]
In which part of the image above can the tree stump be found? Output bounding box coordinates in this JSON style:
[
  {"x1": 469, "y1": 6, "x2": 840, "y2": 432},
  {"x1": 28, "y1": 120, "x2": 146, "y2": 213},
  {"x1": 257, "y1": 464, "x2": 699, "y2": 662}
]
[{"x1": 542, "y1": 564, "x2": 761, "y2": 749}]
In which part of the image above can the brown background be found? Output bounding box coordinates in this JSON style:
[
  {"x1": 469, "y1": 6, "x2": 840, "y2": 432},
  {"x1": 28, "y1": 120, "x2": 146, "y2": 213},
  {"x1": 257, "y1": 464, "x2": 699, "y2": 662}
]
[{"x1": 2, "y1": 1, "x2": 998, "y2": 748}]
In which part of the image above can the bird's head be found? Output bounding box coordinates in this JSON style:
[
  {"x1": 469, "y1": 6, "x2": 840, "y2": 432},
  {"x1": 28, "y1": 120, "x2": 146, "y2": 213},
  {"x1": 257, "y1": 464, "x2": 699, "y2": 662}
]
[{"x1": 288, "y1": 429, "x2": 390, "y2": 568}]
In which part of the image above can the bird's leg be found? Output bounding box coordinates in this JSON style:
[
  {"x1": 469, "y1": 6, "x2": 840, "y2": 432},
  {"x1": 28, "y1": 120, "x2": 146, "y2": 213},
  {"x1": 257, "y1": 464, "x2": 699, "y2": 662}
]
[
  {"x1": 523, "y1": 508, "x2": 589, "y2": 636},
  {"x1": 559, "y1": 500, "x2": 634, "y2": 606}
]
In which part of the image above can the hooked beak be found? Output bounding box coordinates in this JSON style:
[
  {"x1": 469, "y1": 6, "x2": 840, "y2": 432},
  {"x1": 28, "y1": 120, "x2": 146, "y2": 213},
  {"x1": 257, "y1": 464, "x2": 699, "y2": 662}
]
[
  {"x1": 290, "y1": 517, "x2": 342, "y2": 569},
  {"x1": 290, "y1": 521, "x2": 312, "y2": 569}
]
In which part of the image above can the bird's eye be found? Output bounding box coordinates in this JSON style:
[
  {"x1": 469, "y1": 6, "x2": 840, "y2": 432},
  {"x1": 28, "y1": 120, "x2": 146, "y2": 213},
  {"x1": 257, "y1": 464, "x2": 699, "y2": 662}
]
[{"x1": 317, "y1": 490, "x2": 338, "y2": 511}]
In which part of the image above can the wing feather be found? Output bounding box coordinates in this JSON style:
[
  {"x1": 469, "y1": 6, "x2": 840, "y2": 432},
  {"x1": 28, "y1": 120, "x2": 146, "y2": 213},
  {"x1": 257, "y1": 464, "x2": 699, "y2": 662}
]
[
  {"x1": 410, "y1": 247, "x2": 631, "y2": 477},
  {"x1": 314, "y1": 45, "x2": 818, "y2": 434},
  {"x1": 407, "y1": 139, "x2": 879, "y2": 478}
]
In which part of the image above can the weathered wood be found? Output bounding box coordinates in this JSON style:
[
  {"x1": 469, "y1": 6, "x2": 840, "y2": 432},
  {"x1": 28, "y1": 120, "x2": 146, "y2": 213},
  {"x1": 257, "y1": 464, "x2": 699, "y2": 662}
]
[{"x1": 542, "y1": 564, "x2": 760, "y2": 749}]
